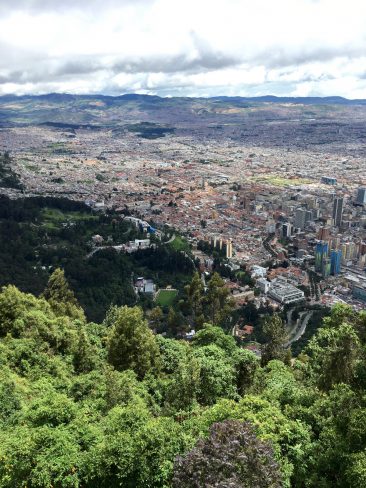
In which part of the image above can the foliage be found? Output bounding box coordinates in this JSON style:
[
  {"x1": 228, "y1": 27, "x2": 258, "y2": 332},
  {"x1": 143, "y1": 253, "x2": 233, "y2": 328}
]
[
  {"x1": 173, "y1": 420, "x2": 282, "y2": 488},
  {"x1": 107, "y1": 306, "x2": 161, "y2": 379},
  {"x1": 0, "y1": 284, "x2": 365, "y2": 487}
]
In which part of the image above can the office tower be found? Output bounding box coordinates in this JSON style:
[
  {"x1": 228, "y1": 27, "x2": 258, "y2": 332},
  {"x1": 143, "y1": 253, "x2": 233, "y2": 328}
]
[
  {"x1": 315, "y1": 241, "x2": 328, "y2": 272},
  {"x1": 294, "y1": 208, "x2": 307, "y2": 230},
  {"x1": 333, "y1": 197, "x2": 343, "y2": 227},
  {"x1": 356, "y1": 187, "x2": 366, "y2": 205},
  {"x1": 317, "y1": 226, "x2": 330, "y2": 241},
  {"x1": 322, "y1": 258, "x2": 331, "y2": 278},
  {"x1": 282, "y1": 223, "x2": 292, "y2": 238},
  {"x1": 330, "y1": 249, "x2": 342, "y2": 275},
  {"x1": 226, "y1": 240, "x2": 233, "y2": 259}
]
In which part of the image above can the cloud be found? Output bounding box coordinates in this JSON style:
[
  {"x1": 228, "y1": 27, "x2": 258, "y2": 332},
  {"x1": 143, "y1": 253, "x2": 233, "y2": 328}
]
[{"x1": 1, "y1": 0, "x2": 366, "y2": 97}]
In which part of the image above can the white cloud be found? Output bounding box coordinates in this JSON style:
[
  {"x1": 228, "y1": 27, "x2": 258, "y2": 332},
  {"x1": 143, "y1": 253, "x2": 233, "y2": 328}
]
[{"x1": 1, "y1": 0, "x2": 366, "y2": 97}]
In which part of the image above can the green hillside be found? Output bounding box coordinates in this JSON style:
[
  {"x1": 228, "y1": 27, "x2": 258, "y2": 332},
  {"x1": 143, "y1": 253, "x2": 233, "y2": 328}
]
[{"x1": 0, "y1": 270, "x2": 365, "y2": 487}]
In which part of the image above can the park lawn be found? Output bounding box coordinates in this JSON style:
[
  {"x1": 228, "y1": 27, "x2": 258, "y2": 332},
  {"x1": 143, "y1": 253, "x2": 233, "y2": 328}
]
[
  {"x1": 155, "y1": 289, "x2": 178, "y2": 307},
  {"x1": 168, "y1": 235, "x2": 190, "y2": 252},
  {"x1": 249, "y1": 175, "x2": 312, "y2": 187},
  {"x1": 41, "y1": 208, "x2": 98, "y2": 226}
]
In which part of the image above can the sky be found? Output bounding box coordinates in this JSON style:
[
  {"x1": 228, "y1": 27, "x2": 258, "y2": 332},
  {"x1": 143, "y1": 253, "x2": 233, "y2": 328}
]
[{"x1": 1, "y1": 0, "x2": 366, "y2": 98}]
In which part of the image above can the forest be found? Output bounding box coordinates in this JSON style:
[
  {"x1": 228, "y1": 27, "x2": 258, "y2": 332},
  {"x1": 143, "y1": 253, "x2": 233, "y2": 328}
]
[
  {"x1": 0, "y1": 195, "x2": 194, "y2": 322},
  {"x1": 0, "y1": 267, "x2": 365, "y2": 487}
]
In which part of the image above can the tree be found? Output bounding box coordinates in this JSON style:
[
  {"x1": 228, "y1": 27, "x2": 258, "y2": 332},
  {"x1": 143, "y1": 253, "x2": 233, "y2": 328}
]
[
  {"x1": 193, "y1": 345, "x2": 236, "y2": 405},
  {"x1": 205, "y1": 272, "x2": 234, "y2": 327},
  {"x1": 42, "y1": 268, "x2": 85, "y2": 321},
  {"x1": 173, "y1": 420, "x2": 282, "y2": 488},
  {"x1": 191, "y1": 324, "x2": 237, "y2": 356},
  {"x1": 306, "y1": 323, "x2": 361, "y2": 390},
  {"x1": 184, "y1": 272, "x2": 205, "y2": 328},
  {"x1": 232, "y1": 349, "x2": 259, "y2": 396},
  {"x1": 149, "y1": 306, "x2": 163, "y2": 330},
  {"x1": 107, "y1": 306, "x2": 160, "y2": 379},
  {"x1": 261, "y1": 314, "x2": 289, "y2": 366},
  {"x1": 72, "y1": 325, "x2": 96, "y2": 373}
]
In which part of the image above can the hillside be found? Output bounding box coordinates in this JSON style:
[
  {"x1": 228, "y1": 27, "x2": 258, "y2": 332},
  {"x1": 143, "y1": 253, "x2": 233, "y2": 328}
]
[{"x1": 0, "y1": 273, "x2": 365, "y2": 487}]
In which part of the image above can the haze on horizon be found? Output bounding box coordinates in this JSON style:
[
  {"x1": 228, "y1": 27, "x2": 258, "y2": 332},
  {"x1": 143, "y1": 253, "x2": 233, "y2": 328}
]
[{"x1": 1, "y1": 0, "x2": 366, "y2": 99}]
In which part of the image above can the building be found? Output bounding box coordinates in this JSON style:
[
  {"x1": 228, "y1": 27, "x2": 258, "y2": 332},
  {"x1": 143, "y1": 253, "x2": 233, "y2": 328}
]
[
  {"x1": 315, "y1": 241, "x2": 329, "y2": 272},
  {"x1": 294, "y1": 208, "x2": 307, "y2": 230},
  {"x1": 322, "y1": 257, "x2": 331, "y2": 278},
  {"x1": 330, "y1": 249, "x2": 342, "y2": 275},
  {"x1": 251, "y1": 265, "x2": 267, "y2": 279},
  {"x1": 268, "y1": 280, "x2": 305, "y2": 305},
  {"x1": 282, "y1": 223, "x2": 292, "y2": 238},
  {"x1": 257, "y1": 278, "x2": 271, "y2": 293},
  {"x1": 333, "y1": 197, "x2": 343, "y2": 227},
  {"x1": 134, "y1": 277, "x2": 156, "y2": 294},
  {"x1": 317, "y1": 226, "x2": 330, "y2": 241},
  {"x1": 321, "y1": 176, "x2": 337, "y2": 185},
  {"x1": 226, "y1": 239, "x2": 233, "y2": 259},
  {"x1": 355, "y1": 187, "x2": 366, "y2": 205},
  {"x1": 353, "y1": 284, "x2": 366, "y2": 302}
]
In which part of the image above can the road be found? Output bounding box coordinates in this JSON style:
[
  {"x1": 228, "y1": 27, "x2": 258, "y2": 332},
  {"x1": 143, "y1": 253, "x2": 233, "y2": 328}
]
[{"x1": 285, "y1": 311, "x2": 313, "y2": 347}]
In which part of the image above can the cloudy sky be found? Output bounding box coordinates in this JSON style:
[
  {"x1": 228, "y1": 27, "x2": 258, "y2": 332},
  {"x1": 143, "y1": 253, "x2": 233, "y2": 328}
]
[{"x1": 1, "y1": 0, "x2": 366, "y2": 98}]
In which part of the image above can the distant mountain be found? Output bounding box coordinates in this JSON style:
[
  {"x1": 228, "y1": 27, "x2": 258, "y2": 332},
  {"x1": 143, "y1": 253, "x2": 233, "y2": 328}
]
[{"x1": 1, "y1": 93, "x2": 366, "y2": 105}]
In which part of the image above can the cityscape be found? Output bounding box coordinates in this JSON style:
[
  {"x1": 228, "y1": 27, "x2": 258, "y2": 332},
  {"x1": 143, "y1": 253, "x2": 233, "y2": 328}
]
[
  {"x1": 1, "y1": 0, "x2": 366, "y2": 486},
  {"x1": 1, "y1": 95, "x2": 366, "y2": 317}
]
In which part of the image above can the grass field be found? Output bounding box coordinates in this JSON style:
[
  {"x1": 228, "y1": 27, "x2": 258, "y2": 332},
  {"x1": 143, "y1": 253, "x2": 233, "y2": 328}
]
[
  {"x1": 249, "y1": 175, "x2": 312, "y2": 187},
  {"x1": 155, "y1": 289, "x2": 178, "y2": 307},
  {"x1": 41, "y1": 208, "x2": 98, "y2": 229},
  {"x1": 168, "y1": 235, "x2": 190, "y2": 252}
]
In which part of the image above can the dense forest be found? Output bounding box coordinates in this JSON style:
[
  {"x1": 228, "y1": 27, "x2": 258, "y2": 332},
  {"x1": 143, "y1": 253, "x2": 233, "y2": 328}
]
[
  {"x1": 0, "y1": 268, "x2": 365, "y2": 487},
  {"x1": 0, "y1": 195, "x2": 194, "y2": 322}
]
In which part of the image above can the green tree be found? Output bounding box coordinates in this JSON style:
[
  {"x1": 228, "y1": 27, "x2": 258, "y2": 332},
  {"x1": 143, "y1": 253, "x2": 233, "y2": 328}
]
[
  {"x1": 191, "y1": 324, "x2": 237, "y2": 355},
  {"x1": 205, "y1": 272, "x2": 234, "y2": 327},
  {"x1": 193, "y1": 345, "x2": 236, "y2": 405},
  {"x1": 149, "y1": 306, "x2": 163, "y2": 330},
  {"x1": 42, "y1": 268, "x2": 85, "y2": 321},
  {"x1": 184, "y1": 272, "x2": 205, "y2": 328},
  {"x1": 107, "y1": 306, "x2": 160, "y2": 379},
  {"x1": 306, "y1": 322, "x2": 361, "y2": 390},
  {"x1": 261, "y1": 314, "x2": 289, "y2": 366},
  {"x1": 232, "y1": 348, "x2": 259, "y2": 396}
]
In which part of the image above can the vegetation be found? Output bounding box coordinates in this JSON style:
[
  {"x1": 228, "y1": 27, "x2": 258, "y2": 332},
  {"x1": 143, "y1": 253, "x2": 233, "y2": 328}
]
[
  {"x1": 126, "y1": 122, "x2": 175, "y2": 139},
  {"x1": 0, "y1": 196, "x2": 194, "y2": 322},
  {"x1": 155, "y1": 289, "x2": 178, "y2": 307},
  {"x1": 0, "y1": 152, "x2": 23, "y2": 190},
  {"x1": 0, "y1": 267, "x2": 365, "y2": 487}
]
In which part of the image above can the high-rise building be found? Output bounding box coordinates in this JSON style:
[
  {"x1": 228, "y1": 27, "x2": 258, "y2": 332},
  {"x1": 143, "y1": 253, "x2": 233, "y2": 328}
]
[
  {"x1": 356, "y1": 187, "x2": 366, "y2": 205},
  {"x1": 282, "y1": 223, "x2": 292, "y2": 238},
  {"x1": 317, "y1": 226, "x2": 330, "y2": 241},
  {"x1": 226, "y1": 240, "x2": 233, "y2": 259},
  {"x1": 294, "y1": 208, "x2": 307, "y2": 230},
  {"x1": 330, "y1": 249, "x2": 342, "y2": 275},
  {"x1": 333, "y1": 197, "x2": 343, "y2": 227},
  {"x1": 315, "y1": 241, "x2": 329, "y2": 272},
  {"x1": 322, "y1": 258, "x2": 331, "y2": 278}
]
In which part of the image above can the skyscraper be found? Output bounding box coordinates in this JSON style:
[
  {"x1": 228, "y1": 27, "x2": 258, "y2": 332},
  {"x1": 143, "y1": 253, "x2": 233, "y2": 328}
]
[
  {"x1": 356, "y1": 187, "x2": 366, "y2": 205},
  {"x1": 315, "y1": 241, "x2": 328, "y2": 272},
  {"x1": 226, "y1": 240, "x2": 233, "y2": 259},
  {"x1": 317, "y1": 226, "x2": 330, "y2": 241},
  {"x1": 294, "y1": 208, "x2": 307, "y2": 230},
  {"x1": 333, "y1": 197, "x2": 343, "y2": 227},
  {"x1": 282, "y1": 223, "x2": 292, "y2": 238},
  {"x1": 330, "y1": 249, "x2": 342, "y2": 275}
]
